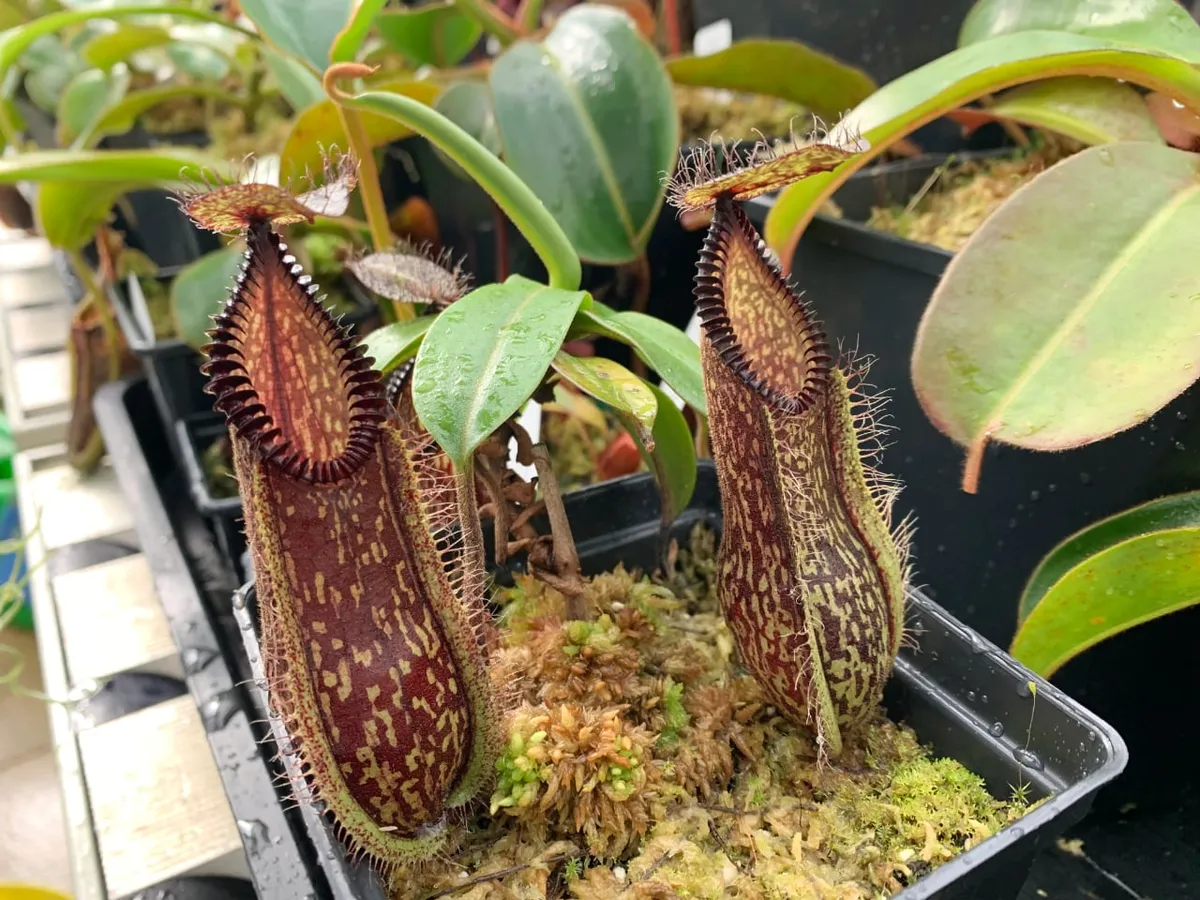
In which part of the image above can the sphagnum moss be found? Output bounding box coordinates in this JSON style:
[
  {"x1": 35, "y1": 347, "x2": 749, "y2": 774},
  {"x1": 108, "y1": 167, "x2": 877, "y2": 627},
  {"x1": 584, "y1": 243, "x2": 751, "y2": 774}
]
[{"x1": 388, "y1": 524, "x2": 1028, "y2": 900}]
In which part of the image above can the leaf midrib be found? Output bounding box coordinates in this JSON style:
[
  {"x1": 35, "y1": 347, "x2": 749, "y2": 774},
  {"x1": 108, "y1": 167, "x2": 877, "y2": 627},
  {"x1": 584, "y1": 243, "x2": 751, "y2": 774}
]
[{"x1": 972, "y1": 180, "x2": 1200, "y2": 442}]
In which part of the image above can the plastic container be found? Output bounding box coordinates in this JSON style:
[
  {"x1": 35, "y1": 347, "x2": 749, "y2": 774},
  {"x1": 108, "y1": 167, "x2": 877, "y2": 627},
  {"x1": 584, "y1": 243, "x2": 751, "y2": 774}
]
[
  {"x1": 0, "y1": 410, "x2": 31, "y2": 631},
  {"x1": 746, "y1": 155, "x2": 1200, "y2": 812},
  {"x1": 232, "y1": 465, "x2": 1126, "y2": 900},
  {"x1": 175, "y1": 412, "x2": 244, "y2": 578}
]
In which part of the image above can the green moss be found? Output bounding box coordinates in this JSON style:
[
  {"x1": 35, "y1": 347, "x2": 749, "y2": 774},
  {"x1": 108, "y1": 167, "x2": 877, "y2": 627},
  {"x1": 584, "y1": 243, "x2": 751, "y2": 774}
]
[{"x1": 657, "y1": 677, "x2": 690, "y2": 748}]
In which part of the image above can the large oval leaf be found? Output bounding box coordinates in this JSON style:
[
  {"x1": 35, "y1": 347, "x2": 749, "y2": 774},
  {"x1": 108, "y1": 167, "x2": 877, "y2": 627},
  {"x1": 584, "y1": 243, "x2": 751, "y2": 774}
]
[
  {"x1": 238, "y1": 0, "x2": 353, "y2": 73},
  {"x1": 1018, "y1": 492, "x2": 1200, "y2": 626},
  {"x1": 363, "y1": 315, "x2": 437, "y2": 374},
  {"x1": 960, "y1": 0, "x2": 1200, "y2": 62},
  {"x1": 56, "y1": 67, "x2": 122, "y2": 146},
  {"x1": 665, "y1": 39, "x2": 876, "y2": 122},
  {"x1": 35, "y1": 180, "x2": 135, "y2": 250},
  {"x1": 912, "y1": 142, "x2": 1200, "y2": 480},
  {"x1": 279, "y1": 80, "x2": 441, "y2": 184},
  {"x1": 1010, "y1": 493, "x2": 1200, "y2": 677},
  {"x1": 986, "y1": 76, "x2": 1165, "y2": 145},
  {"x1": 377, "y1": 1, "x2": 483, "y2": 68},
  {"x1": 489, "y1": 4, "x2": 678, "y2": 264},
  {"x1": 412, "y1": 275, "x2": 589, "y2": 465},
  {"x1": 551, "y1": 351, "x2": 657, "y2": 438},
  {"x1": 619, "y1": 380, "x2": 695, "y2": 526},
  {"x1": 171, "y1": 245, "x2": 245, "y2": 349},
  {"x1": 762, "y1": 30, "x2": 1200, "y2": 266},
  {"x1": 574, "y1": 301, "x2": 706, "y2": 414}
]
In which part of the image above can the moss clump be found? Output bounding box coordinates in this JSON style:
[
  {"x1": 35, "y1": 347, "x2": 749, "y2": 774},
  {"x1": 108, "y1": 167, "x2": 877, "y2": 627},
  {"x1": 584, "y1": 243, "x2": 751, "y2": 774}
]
[
  {"x1": 386, "y1": 525, "x2": 1030, "y2": 900},
  {"x1": 866, "y1": 132, "x2": 1083, "y2": 251},
  {"x1": 676, "y1": 85, "x2": 808, "y2": 143}
]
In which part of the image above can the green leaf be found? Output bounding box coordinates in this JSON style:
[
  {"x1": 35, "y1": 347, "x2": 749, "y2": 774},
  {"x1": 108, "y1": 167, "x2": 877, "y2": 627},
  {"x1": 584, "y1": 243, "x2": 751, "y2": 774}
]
[
  {"x1": 665, "y1": 39, "x2": 876, "y2": 122},
  {"x1": 762, "y1": 30, "x2": 1200, "y2": 262},
  {"x1": 960, "y1": 0, "x2": 1200, "y2": 62},
  {"x1": 985, "y1": 76, "x2": 1165, "y2": 145},
  {"x1": 1018, "y1": 492, "x2": 1200, "y2": 626},
  {"x1": 0, "y1": 147, "x2": 231, "y2": 185},
  {"x1": 330, "y1": 0, "x2": 389, "y2": 63},
  {"x1": 238, "y1": 0, "x2": 353, "y2": 73},
  {"x1": 171, "y1": 246, "x2": 245, "y2": 350},
  {"x1": 363, "y1": 316, "x2": 437, "y2": 374},
  {"x1": 551, "y1": 352, "x2": 657, "y2": 439},
  {"x1": 377, "y1": 1, "x2": 483, "y2": 68},
  {"x1": 619, "y1": 380, "x2": 695, "y2": 525},
  {"x1": 56, "y1": 67, "x2": 119, "y2": 145},
  {"x1": 1011, "y1": 492, "x2": 1200, "y2": 677},
  {"x1": 575, "y1": 302, "x2": 706, "y2": 415},
  {"x1": 280, "y1": 79, "x2": 441, "y2": 184},
  {"x1": 0, "y1": 5, "x2": 254, "y2": 76},
  {"x1": 23, "y1": 48, "x2": 79, "y2": 113},
  {"x1": 34, "y1": 180, "x2": 133, "y2": 249},
  {"x1": 431, "y1": 80, "x2": 501, "y2": 181},
  {"x1": 261, "y1": 43, "x2": 324, "y2": 111},
  {"x1": 80, "y1": 24, "x2": 170, "y2": 68},
  {"x1": 912, "y1": 142, "x2": 1200, "y2": 472},
  {"x1": 489, "y1": 4, "x2": 678, "y2": 264},
  {"x1": 412, "y1": 274, "x2": 588, "y2": 465},
  {"x1": 166, "y1": 42, "x2": 231, "y2": 81},
  {"x1": 79, "y1": 84, "x2": 244, "y2": 148}
]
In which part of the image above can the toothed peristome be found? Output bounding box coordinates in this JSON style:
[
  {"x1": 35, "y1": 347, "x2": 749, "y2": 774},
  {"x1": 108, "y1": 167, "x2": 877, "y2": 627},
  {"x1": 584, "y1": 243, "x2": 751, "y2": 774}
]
[
  {"x1": 694, "y1": 193, "x2": 912, "y2": 758},
  {"x1": 198, "y1": 216, "x2": 502, "y2": 872}
]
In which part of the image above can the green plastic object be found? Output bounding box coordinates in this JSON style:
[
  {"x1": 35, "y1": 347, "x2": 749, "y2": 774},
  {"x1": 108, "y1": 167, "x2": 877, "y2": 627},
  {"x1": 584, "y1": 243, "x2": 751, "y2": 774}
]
[{"x1": 0, "y1": 410, "x2": 31, "y2": 632}]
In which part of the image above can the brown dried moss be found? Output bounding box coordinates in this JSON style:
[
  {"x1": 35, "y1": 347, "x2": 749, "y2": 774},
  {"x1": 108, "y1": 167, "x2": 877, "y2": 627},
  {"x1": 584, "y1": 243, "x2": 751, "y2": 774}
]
[
  {"x1": 866, "y1": 133, "x2": 1083, "y2": 251},
  {"x1": 387, "y1": 525, "x2": 1029, "y2": 900}
]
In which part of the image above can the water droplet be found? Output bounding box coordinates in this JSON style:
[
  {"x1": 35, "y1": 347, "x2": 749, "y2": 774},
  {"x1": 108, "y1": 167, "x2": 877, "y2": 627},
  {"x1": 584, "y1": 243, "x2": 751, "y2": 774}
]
[
  {"x1": 1029, "y1": 490, "x2": 1040, "y2": 501},
  {"x1": 255, "y1": 678, "x2": 269, "y2": 693},
  {"x1": 232, "y1": 590, "x2": 247, "y2": 611},
  {"x1": 1079, "y1": 472, "x2": 1092, "y2": 485},
  {"x1": 1008, "y1": 825, "x2": 1025, "y2": 839},
  {"x1": 1097, "y1": 148, "x2": 1114, "y2": 165},
  {"x1": 1087, "y1": 731, "x2": 1097, "y2": 742},
  {"x1": 1105, "y1": 587, "x2": 1115, "y2": 596},
  {"x1": 1173, "y1": 98, "x2": 1186, "y2": 109},
  {"x1": 981, "y1": 694, "x2": 989, "y2": 704},
  {"x1": 1177, "y1": 411, "x2": 1188, "y2": 421},
  {"x1": 1048, "y1": 483, "x2": 1057, "y2": 492},
  {"x1": 240, "y1": 617, "x2": 254, "y2": 632},
  {"x1": 181, "y1": 645, "x2": 218, "y2": 675},
  {"x1": 1155, "y1": 538, "x2": 1166, "y2": 548},
  {"x1": 1017, "y1": 681, "x2": 1034, "y2": 698},
  {"x1": 237, "y1": 818, "x2": 272, "y2": 856},
  {"x1": 1176, "y1": 442, "x2": 1186, "y2": 451},
  {"x1": 201, "y1": 690, "x2": 241, "y2": 731},
  {"x1": 1012, "y1": 748, "x2": 1045, "y2": 771},
  {"x1": 967, "y1": 690, "x2": 976, "y2": 702},
  {"x1": 1149, "y1": 422, "x2": 1159, "y2": 432},
  {"x1": 1008, "y1": 517, "x2": 1018, "y2": 529},
  {"x1": 936, "y1": 544, "x2": 946, "y2": 553},
  {"x1": 989, "y1": 722, "x2": 1004, "y2": 737}
]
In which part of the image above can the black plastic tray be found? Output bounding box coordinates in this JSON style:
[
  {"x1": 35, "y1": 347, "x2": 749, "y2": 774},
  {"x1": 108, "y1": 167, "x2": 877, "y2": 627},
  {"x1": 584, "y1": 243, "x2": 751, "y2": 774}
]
[{"x1": 233, "y1": 451, "x2": 1126, "y2": 900}]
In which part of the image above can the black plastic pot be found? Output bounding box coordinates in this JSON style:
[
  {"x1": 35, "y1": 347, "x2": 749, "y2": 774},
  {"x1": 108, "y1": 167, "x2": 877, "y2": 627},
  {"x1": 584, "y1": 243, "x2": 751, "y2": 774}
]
[
  {"x1": 176, "y1": 411, "x2": 244, "y2": 579},
  {"x1": 745, "y1": 154, "x2": 1200, "y2": 814},
  {"x1": 111, "y1": 268, "x2": 382, "y2": 469},
  {"x1": 231, "y1": 465, "x2": 1124, "y2": 900}
]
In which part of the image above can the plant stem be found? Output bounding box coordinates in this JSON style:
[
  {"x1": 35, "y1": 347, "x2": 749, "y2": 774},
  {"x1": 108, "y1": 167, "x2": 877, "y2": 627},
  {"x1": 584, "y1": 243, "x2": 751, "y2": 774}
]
[
  {"x1": 67, "y1": 249, "x2": 120, "y2": 383},
  {"x1": 530, "y1": 442, "x2": 586, "y2": 620},
  {"x1": 661, "y1": 0, "x2": 682, "y2": 55},
  {"x1": 515, "y1": 0, "x2": 546, "y2": 33},
  {"x1": 453, "y1": 458, "x2": 487, "y2": 599},
  {"x1": 491, "y1": 200, "x2": 509, "y2": 281},
  {"x1": 325, "y1": 64, "x2": 581, "y2": 292},
  {"x1": 453, "y1": 0, "x2": 520, "y2": 45}
]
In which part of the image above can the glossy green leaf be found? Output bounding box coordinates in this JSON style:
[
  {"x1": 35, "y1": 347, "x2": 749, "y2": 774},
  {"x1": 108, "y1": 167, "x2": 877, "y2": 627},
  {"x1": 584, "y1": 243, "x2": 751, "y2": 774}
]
[
  {"x1": 762, "y1": 30, "x2": 1200, "y2": 264},
  {"x1": 280, "y1": 79, "x2": 441, "y2": 184},
  {"x1": 166, "y1": 42, "x2": 231, "y2": 81},
  {"x1": 1018, "y1": 492, "x2": 1200, "y2": 626},
  {"x1": 330, "y1": 0, "x2": 388, "y2": 63},
  {"x1": 0, "y1": 5, "x2": 254, "y2": 76},
  {"x1": 377, "y1": 1, "x2": 483, "y2": 68},
  {"x1": 80, "y1": 24, "x2": 170, "y2": 68},
  {"x1": 34, "y1": 180, "x2": 132, "y2": 250},
  {"x1": 665, "y1": 39, "x2": 876, "y2": 122},
  {"x1": 80, "y1": 85, "x2": 244, "y2": 148},
  {"x1": 619, "y1": 380, "x2": 696, "y2": 525},
  {"x1": 912, "y1": 143, "x2": 1200, "y2": 473},
  {"x1": 363, "y1": 316, "x2": 437, "y2": 374},
  {"x1": 412, "y1": 274, "x2": 588, "y2": 466},
  {"x1": 238, "y1": 0, "x2": 353, "y2": 73},
  {"x1": 1011, "y1": 493, "x2": 1200, "y2": 676},
  {"x1": 0, "y1": 148, "x2": 231, "y2": 185},
  {"x1": 56, "y1": 67, "x2": 119, "y2": 145},
  {"x1": 551, "y1": 351, "x2": 657, "y2": 438},
  {"x1": 261, "y1": 44, "x2": 324, "y2": 111},
  {"x1": 489, "y1": 4, "x2": 678, "y2": 264},
  {"x1": 985, "y1": 76, "x2": 1164, "y2": 144},
  {"x1": 171, "y1": 246, "x2": 245, "y2": 350},
  {"x1": 574, "y1": 302, "x2": 706, "y2": 415},
  {"x1": 960, "y1": 0, "x2": 1200, "y2": 62},
  {"x1": 431, "y1": 80, "x2": 500, "y2": 181}
]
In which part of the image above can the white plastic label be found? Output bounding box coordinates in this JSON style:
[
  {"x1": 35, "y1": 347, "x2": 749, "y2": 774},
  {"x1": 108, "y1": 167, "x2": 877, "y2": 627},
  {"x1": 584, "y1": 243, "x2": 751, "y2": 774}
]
[{"x1": 692, "y1": 19, "x2": 732, "y2": 56}]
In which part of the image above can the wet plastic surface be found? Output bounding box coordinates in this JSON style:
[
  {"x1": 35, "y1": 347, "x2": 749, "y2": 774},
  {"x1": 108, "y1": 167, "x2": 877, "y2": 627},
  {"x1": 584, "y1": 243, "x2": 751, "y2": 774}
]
[{"x1": 746, "y1": 155, "x2": 1200, "y2": 815}]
